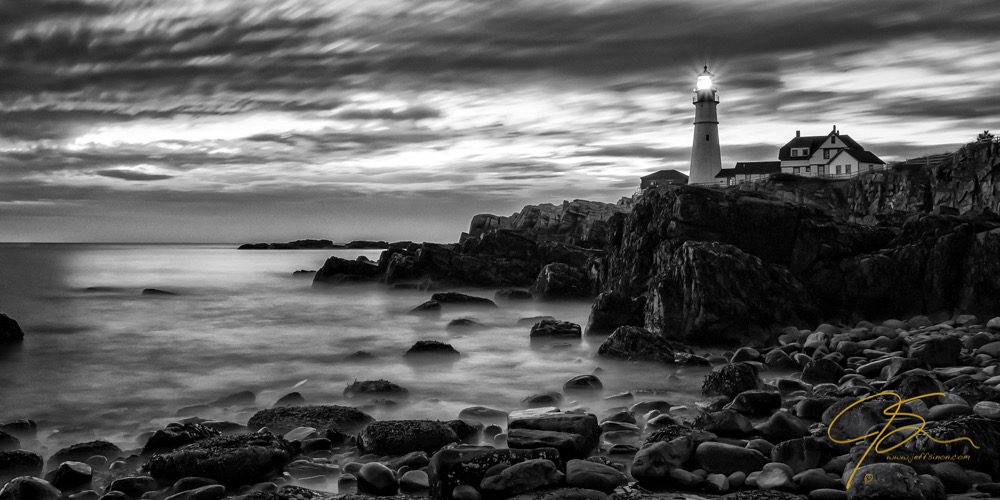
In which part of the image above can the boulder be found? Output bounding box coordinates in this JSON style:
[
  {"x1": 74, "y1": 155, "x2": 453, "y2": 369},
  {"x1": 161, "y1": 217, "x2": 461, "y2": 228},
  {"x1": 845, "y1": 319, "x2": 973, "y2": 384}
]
[
  {"x1": 404, "y1": 340, "x2": 461, "y2": 358},
  {"x1": 480, "y1": 459, "x2": 563, "y2": 497},
  {"x1": 143, "y1": 432, "x2": 296, "y2": 488},
  {"x1": 508, "y1": 413, "x2": 601, "y2": 452},
  {"x1": 756, "y1": 463, "x2": 794, "y2": 491},
  {"x1": 725, "y1": 390, "x2": 782, "y2": 416},
  {"x1": 430, "y1": 293, "x2": 498, "y2": 308},
  {"x1": 563, "y1": 375, "x2": 602, "y2": 393},
  {"x1": 106, "y1": 476, "x2": 159, "y2": 498},
  {"x1": 358, "y1": 420, "x2": 460, "y2": 455},
  {"x1": 771, "y1": 437, "x2": 823, "y2": 474},
  {"x1": 695, "y1": 442, "x2": 768, "y2": 475},
  {"x1": 141, "y1": 423, "x2": 222, "y2": 456},
  {"x1": 643, "y1": 240, "x2": 817, "y2": 345},
  {"x1": 458, "y1": 407, "x2": 509, "y2": 424},
  {"x1": 507, "y1": 429, "x2": 591, "y2": 461},
  {"x1": 584, "y1": 292, "x2": 644, "y2": 336},
  {"x1": 565, "y1": 460, "x2": 626, "y2": 492},
  {"x1": 801, "y1": 358, "x2": 846, "y2": 384},
  {"x1": 46, "y1": 441, "x2": 122, "y2": 471},
  {"x1": 428, "y1": 447, "x2": 563, "y2": 499},
  {"x1": 595, "y1": 326, "x2": 693, "y2": 364},
  {"x1": 47, "y1": 462, "x2": 92, "y2": 492},
  {"x1": 845, "y1": 463, "x2": 921, "y2": 499},
  {"x1": 163, "y1": 484, "x2": 225, "y2": 500},
  {"x1": 0, "y1": 451, "x2": 42, "y2": 485},
  {"x1": 272, "y1": 392, "x2": 306, "y2": 408},
  {"x1": 409, "y1": 300, "x2": 441, "y2": 315},
  {"x1": 908, "y1": 335, "x2": 962, "y2": 367},
  {"x1": 530, "y1": 263, "x2": 591, "y2": 300},
  {"x1": 702, "y1": 363, "x2": 762, "y2": 399},
  {"x1": 399, "y1": 470, "x2": 430, "y2": 491},
  {"x1": 0, "y1": 433, "x2": 17, "y2": 453},
  {"x1": 343, "y1": 379, "x2": 409, "y2": 400},
  {"x1": 312, "y1": 256, "x2": 380, "y2": 284},
  {"x1": 0, "y1": 314, "x2": 24, "y2": 343},
  {"x1": 521, "y1": 393, "x2": 563, "y2": 408},
  {"x1": 630, "y1": 438, "x2": 694, "y2": 486},
  {"x1": 357, "y1": 462, "x2": 398, "y2": 496},
  {"x1": 246, "y1": 405, "x2": 374, "y2": 434},
  {"x1": 530, "y1": 320, "x2": 582, "y2": 340},
  {"x1": 694, "y1": 410, "x2": 754, "y2": 437},
  {"x1": 0, "y1": 477, "x2": 59, "y2": 500}
]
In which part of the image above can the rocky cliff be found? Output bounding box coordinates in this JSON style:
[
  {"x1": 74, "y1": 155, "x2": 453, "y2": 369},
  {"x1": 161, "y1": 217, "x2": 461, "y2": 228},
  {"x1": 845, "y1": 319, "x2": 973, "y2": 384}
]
[
  {"x1": 463, "y1": 199, "x2": 630, "y2": 249},
  {"x1": 596, "y1": 179, "x2": 1000, "y2": 346},
  {"x1": 744, "y1": 140, "x2": 1000, "y2": 224}
]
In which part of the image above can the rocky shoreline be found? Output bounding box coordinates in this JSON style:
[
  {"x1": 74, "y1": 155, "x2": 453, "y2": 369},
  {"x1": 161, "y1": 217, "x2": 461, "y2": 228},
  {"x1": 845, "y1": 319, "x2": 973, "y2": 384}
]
[{"x1": 6, "y1": 307, "x2": 1000, "y2": 500}]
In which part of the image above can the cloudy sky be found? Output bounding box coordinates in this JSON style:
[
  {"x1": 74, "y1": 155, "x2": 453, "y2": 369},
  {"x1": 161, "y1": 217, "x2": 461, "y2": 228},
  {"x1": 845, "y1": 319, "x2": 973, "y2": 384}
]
[{"x1": 1, "y1": 0, "x2": 998, "y2": 243}]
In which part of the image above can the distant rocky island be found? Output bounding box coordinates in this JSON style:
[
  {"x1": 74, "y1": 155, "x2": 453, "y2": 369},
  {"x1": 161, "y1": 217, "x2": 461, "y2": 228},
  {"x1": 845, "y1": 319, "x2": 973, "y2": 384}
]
[{"x1": 238, "y1": 239, "x2": 391, "y2": 250}]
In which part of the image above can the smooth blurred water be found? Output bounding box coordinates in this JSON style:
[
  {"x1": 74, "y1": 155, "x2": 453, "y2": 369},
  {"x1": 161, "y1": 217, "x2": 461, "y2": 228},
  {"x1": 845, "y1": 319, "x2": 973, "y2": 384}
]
[{"x1": 0, "y1": 244, "x2": 713, "y2": 456}]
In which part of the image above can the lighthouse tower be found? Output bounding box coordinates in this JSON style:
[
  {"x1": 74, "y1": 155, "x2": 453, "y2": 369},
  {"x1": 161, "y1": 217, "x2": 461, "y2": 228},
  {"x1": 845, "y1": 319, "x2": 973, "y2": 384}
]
[{"x1": 688, "y1": 66, "x2": 722, "y2": 184}]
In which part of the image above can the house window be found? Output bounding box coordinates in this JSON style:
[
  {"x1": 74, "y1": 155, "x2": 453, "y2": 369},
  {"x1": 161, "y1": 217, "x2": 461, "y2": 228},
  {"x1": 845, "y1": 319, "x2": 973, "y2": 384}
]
[
  {"x1": 831, "y1": 136, "x2": 836, "y2": 144},
  {"x1": 846, "y1": 165, "x2": 852, "y2": 174},
  {"x1": 706, "y1": 134, "x2": 710, "y2": 141},
  {"x1": 823, "y1": 149, "x2": 831, "y2": 159},
  {"x1": 818, "y1": 165, "x2": 826, "y2": 175},
  {"x1": 793, "y1": 167, "x2": 800, "y2": 174},
  {"x1": 836, "y1": 165, "x2": 842, "y2": 174},
  {"x1": 805, "y1": 166, "x2": 811, "y2": 173}
]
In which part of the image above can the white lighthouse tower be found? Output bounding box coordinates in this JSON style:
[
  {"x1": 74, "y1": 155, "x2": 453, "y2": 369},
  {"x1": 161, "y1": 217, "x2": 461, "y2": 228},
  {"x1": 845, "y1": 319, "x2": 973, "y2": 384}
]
[{"x1": 688, "y1": 66, "x2": 722, "y2": 184}]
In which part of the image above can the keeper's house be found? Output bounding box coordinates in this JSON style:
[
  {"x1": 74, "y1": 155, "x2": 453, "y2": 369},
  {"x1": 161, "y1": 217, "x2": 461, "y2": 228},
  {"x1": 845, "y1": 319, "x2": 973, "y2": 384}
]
[{"x1": 778, "y1": 126, "x2": 885, "y2": 177}]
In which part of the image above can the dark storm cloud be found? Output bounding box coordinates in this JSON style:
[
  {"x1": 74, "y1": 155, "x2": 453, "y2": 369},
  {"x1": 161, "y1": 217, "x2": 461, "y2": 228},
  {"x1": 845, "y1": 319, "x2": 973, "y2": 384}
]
[
  {"x1": 95, "y1": 169, "x2": 173, "y2": 181},
  {"x1": 336, "y1": 106, "x2": 441, "y2": 121},
  {"x1": 0, "y1": 0, "x2": 111, "y2": 28}
]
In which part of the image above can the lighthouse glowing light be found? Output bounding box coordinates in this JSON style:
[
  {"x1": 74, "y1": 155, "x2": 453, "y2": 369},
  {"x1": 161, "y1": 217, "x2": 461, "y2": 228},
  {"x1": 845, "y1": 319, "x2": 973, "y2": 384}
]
[{"x1": 688, "y1": 66, "x2": 723, "y2": 185}]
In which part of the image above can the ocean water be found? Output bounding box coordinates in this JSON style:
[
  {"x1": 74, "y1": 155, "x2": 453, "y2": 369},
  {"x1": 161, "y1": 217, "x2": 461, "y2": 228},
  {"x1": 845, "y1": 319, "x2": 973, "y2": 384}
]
[{"x1": 0, "y1": 244, "x2": 714, "y2": 456}]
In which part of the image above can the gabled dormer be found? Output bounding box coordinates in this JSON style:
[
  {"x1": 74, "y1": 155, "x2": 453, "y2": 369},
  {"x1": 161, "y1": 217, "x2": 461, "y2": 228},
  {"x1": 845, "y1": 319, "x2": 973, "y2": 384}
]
[{"x1": 812, "y1": 125, "x2": 865, "y2": 162}]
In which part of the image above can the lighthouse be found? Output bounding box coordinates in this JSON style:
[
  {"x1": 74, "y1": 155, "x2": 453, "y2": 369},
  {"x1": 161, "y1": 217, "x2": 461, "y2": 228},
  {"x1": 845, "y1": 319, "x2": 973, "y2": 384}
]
[{"x1": 688, "y1": 66, "x2": 722, "y2": 184}]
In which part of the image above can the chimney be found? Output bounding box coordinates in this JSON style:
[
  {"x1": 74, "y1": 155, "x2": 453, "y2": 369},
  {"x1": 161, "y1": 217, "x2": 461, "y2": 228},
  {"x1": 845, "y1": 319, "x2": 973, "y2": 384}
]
[
  {"x1": 832, "y1": 124, "x2": 837, "y2": 133},
  {"x1": 796, "y1": 130, "x2": 800, "y2": 138}
]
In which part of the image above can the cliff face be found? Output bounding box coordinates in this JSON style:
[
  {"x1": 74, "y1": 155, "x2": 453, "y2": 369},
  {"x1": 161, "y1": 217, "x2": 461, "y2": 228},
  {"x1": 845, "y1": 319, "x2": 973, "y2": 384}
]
[
  {"x1": 463, "y1": 199, "x2": 630, "y2": 248},
  {"x1": 746, "y1": 140, "x2": 1000, "y2": 223},
  {"x1": 599, "y1": 180, "x2": 1000, "y2": 346}
]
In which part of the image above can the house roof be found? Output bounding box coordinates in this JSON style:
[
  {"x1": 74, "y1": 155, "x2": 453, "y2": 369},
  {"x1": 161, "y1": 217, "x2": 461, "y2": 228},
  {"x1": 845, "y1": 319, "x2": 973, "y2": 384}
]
[
  {"x1": 842, "y1": 149, "x2": 886, "y2": 165},
  {"x1": 640, "y1": 169, "x2": 689, "y2": 181},
  {"x1": 715, "y1": 161, "x2": 781, "y2": 178},
  {"x1": 778, "y1": 131, "x2": 864, "y2": 160}
]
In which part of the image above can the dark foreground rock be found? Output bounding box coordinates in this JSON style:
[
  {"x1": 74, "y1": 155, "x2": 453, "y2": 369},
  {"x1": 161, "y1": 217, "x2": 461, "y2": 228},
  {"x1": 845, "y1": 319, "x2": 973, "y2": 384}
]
[
  {"x1": 144, "y1": 432, "x2": 295, "y2": 489},
  {"x1": 358, "y1": 420, "x2": 460, "y2": 456},
  {"x1": 246, "y1": 405, "x2": 374, "y2": 435},
  {"x1": 0, "y1": 451, "x2": 43, "y2": 484},
  {"x1": 312, "y1": 256, "x2": 381, "y2": 285},
  {"x1": 0, "y1": 476, "x2": 60, "y2": 500},
  {"x1": 595, "y1": 326, "x2": 693, "y2": 364},
  {"x1": 0, "y1": 314, "x2": 24, "y2": 343},
  {"x1": 141, "y1": 422, "x2": 222, "y2": 456},
  {"x1": 46, "y1": 441, "x2": 123, "y2": 471},
  {"x1": 428, "y1": 447, "x2": 563, "y2": 500},
  {"x1": 404, "y1": 340, "x2": 461, "y2": 358}
]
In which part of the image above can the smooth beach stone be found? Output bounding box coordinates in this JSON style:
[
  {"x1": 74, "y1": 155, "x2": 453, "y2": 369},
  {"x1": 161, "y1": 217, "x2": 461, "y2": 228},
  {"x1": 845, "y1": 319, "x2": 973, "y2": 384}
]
[
  {"x1": 356, "y1": 462, "x2": 397, "y2": 495},
  {"x1": 480, "y1": 459, "x2": 563, "y2": 497},
  {"x1": 930, "y1": 461, "x2": 972, "y2": 493},
  {"x1": 272, "y1": 392, "x2": 306, "y2": 408},
  {"x1": 973, "y1": 401, "x2": 1000, "y2": 419},
  {"x1": 794, "y1": 468, "x2": 841, "y2": 491},
  {"x1": 0, "y1": 451, "x2": 43, "y2": 485},
  {"x1": 565, "y1": 460, "x2": 626, "y2": 492},
  {"x1": 428, "y1": 447, "x2": 563, "y2": 499},
  {"x1": 107, "y1": 477, "x2": 159, "y2": 498},
  {"x1": 0, "y1": 477, "x2": 61, "y2": 500},
  {"x1": 756, "y1": 462, "x2": 794, "y2": 491},
  {"x1": 694, "y1": 442, "x2": 767, "y2": 475},
  {"x1": 49, "y1": 462, "x2": 93, "y2": 492},
  {"x1": 162, "y1": 485, "x2": 225, "y2": 500},
  {"x1": 451, "y1": 485, "x2": 481, "y2": 500},
  {"x1": 46, "y1": 441, "x2": 123, "y2": 471},
  {"x1": 170, "y1": 478, "x2": 218, "y2": 494},
  {"x1": 358, "y1": 420, "x2": 460, "y2": 455},
  {"x1": 398, "y1": 470, "x2": 429, "y2": 491},
  {"x1": 668, "y1": 468, "x2": 702, "y2": 487},
  {"x1": 563, "y1": 375, "x2": 603, "y2": 393},
  {"x1": 531, "y1": 320, "x2": 583, "y2": 339}
]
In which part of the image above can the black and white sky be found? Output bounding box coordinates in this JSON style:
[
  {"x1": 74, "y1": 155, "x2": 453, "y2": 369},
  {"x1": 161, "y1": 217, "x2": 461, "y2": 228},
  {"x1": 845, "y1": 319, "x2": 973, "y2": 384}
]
[{"x1": 2, "y1": 0, "x2": 998, "y2": 242}]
